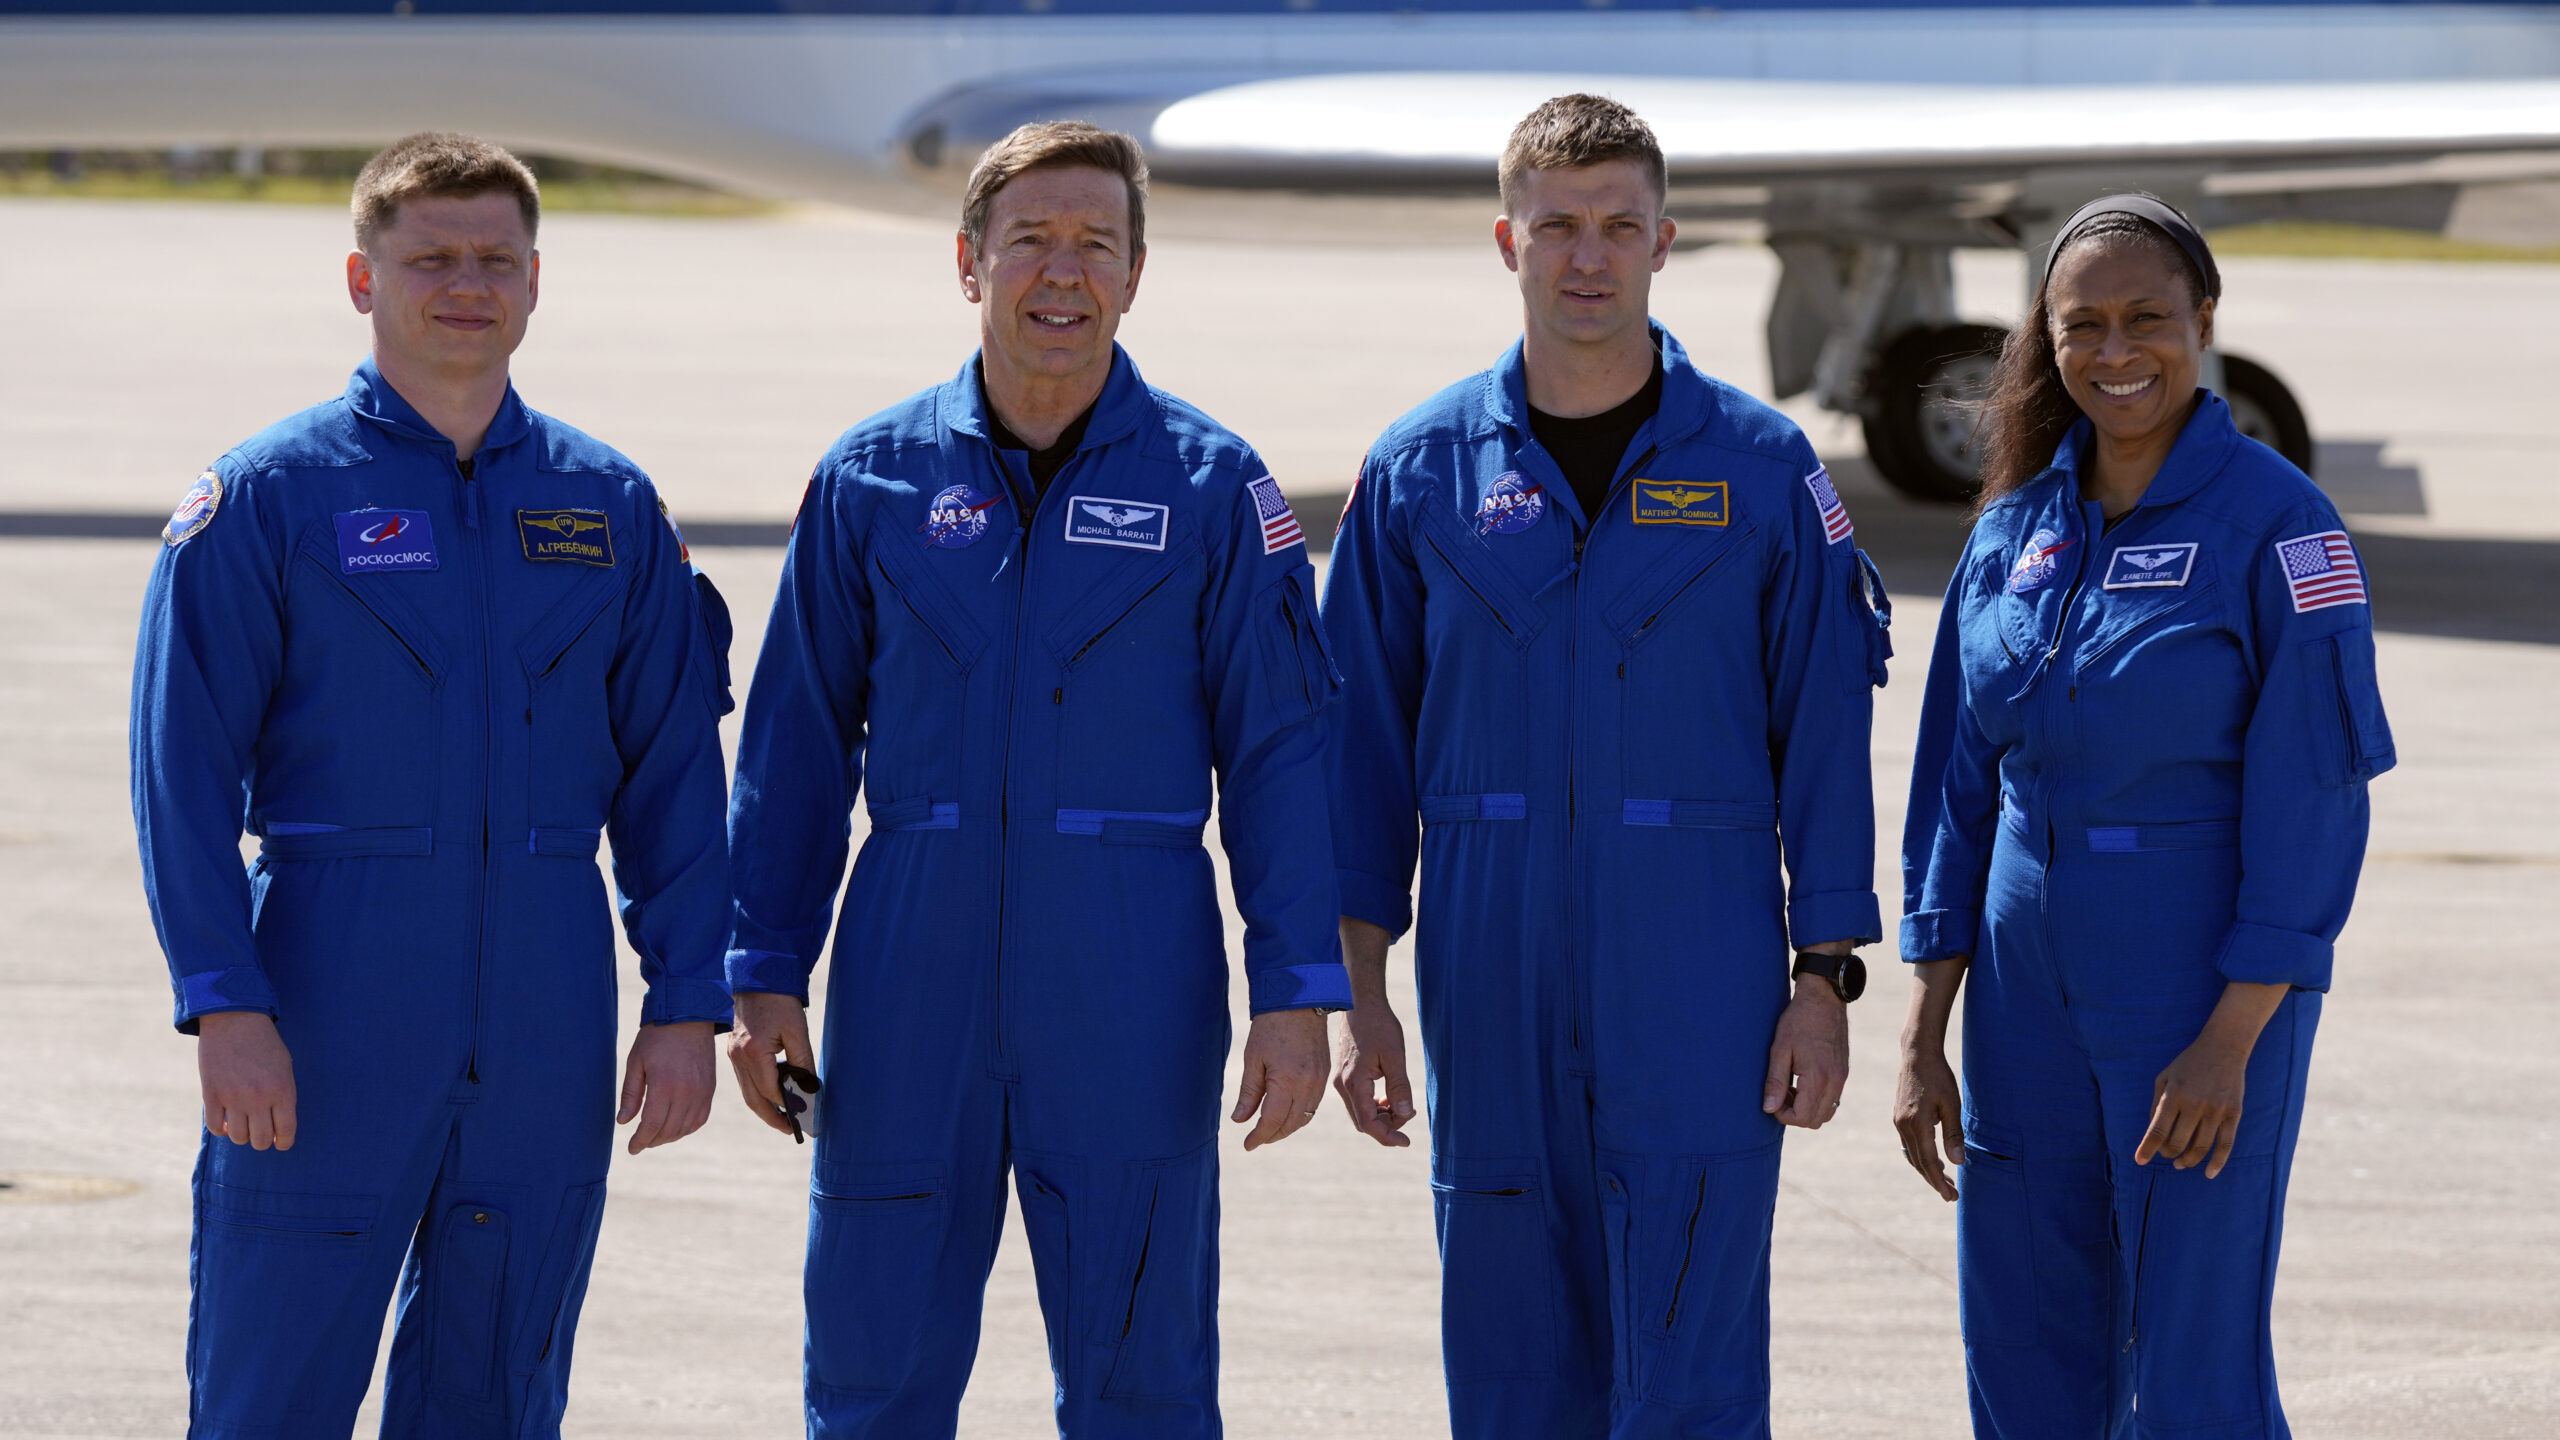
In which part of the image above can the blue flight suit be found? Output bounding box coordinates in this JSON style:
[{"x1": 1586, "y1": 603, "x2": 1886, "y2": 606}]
[
  {"x1": 724, "y1": 346, "x2": 1349, "y2": 1440},
  {"x1": 131, "y1": 360, "x2": 735, "y2": 1440},
  {"x1": 1323, "y1": 326, "x2": 1892, "y2": 1439},
  {"x1": 1901, "y1": 393, "x2": 2395, "y2": 1439}
]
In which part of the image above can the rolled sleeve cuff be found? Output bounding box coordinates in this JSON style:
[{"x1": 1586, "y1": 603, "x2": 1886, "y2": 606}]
[
  {"x1": 1247, "y1": 962, "x2": 1354, "y2": 1017},
  {"x1": 1336, "y1": 868, "x2": 1413, "y2": 939},
  {"x1": 641, "y1": 973, "x2": 737, "y2": 1030},
  {"x1": 2216, "y1": 922, "x2": 2334, "y2": 992},
  {"x1": 725, "y1": 947, "x2": 812, "y2": 1004},
  {"x1": 1787, "y1": 889, "x2": 1882, "y2": 949},
  {"x1": 173, "y1": 966, "x2": 278, "y2": 1033},
  {"x1": 1899, "y1": 907, "x2": 1981, "y2": 964}
]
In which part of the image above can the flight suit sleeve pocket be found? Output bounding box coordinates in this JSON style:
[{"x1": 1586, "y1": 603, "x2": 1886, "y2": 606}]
[
  {"x1": 1433, "y1": 1170, "x2": 1557, "y2": 1379},
  {"x1": 2314, "y1": 630, "x2": 2396, "y2": 786},
  {"x1": 1956, "y1": 1148, "x2": 2037, "y2": 1348},
  {"x1": 1844, "y1": 547, "x2": 1894, "y2": 690},
  {"x1": 806, "y1": 1165, "x2": 949, "y2": 1396},
  {"x1": 1256, "y1": 568, "x2": 1341, "y2": 729},
  {"x1": 693, "y1": 569, "x2": 736, "y2": 717}
]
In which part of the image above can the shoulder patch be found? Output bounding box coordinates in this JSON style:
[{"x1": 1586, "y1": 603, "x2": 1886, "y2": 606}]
[
  {"x1": 165, "y1": 470, "x2": 222, "y2": 546},
  {"x1": 1803, "y1": 466, "x2": 1853, "y2": 544},
  {"x1": 1248, "y1": 475, "x2": 1304, "y2": 554},
  {"x1": 657, "y1": 496, "x2": 691, "y2": 566},
  {"x1": 2274, "y1": 530, "x2": 2367, "y2": 612},
  {"x1": 518, "y1": 508, "x2": 615, "y2": 567},
  {"x1": 1631, "y1": 480, "x2": 1728, "y2": 527}
]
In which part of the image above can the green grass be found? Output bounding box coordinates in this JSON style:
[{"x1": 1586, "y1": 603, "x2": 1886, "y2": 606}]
[
  {"x1": 0, "y1": 168, "x2": 777, "y2": 219},
  {"x1": 2207, "y1": 221, "x2": 2560, "y2": 263}
]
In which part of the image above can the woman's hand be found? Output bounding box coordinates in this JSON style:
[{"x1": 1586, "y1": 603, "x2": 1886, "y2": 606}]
[
  {"x1": 2135, "y1": 980, "x2": 2288, "y2": 1179},
  {"x1": 1892, "y1": 957, "x2": 1970, "y2": 1201}
]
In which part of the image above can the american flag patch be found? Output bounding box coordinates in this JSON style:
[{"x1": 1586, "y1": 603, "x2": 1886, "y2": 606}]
[
  {"x1": 1249, "y1": 474, "x2": 1303, "y2": 554},
  {"x1": 1804, "y1": 466, "x2": 1853, "y2": 544},
  {"x1": 2274, "y1": 530, "x2": 2368, "y2": 612}
]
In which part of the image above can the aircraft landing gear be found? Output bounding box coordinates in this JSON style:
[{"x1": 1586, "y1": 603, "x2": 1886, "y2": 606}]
[{"x1": 1861, "y1": 323, "x2": 2008, "y2": 503}]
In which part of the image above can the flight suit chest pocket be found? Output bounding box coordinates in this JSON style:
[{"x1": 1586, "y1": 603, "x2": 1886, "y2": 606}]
[
  {"x1": 283, "y1": 537, "x2": 448, "y2": 829},
  {"x1": 1047, "y1": 546, "x2": 1209, "y2": 814},
  {"x1": 520, "y1": 569, "x2": 629, "y2": 833},
  {"x1": 1419, "y1": 501, "x2": 1548, "y2": 653},
  {"x1": 2075, "y1": 555, "x2": 2221, "y2": 678},
  {"x1": 1605, "y1": 527, "x2": 1756, "y2": 801},
  {"x1": 867, "y1": 527, "x2": 992, "y2": 816}
]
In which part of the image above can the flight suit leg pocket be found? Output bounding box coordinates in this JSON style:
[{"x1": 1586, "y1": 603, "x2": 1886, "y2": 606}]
[
  {"x1": 1433, "y1": 1166, "x2": 1556, "y2": 1379},
  {"x1": 1098, "y1": 1146, "x2": 1219, "y2": 1402},
  {"x1": 806, "y1": 1163, "x2": 949, "y2": 1395},
  {"x1": 189, "y1": 1176, "x2": 382, "y2": 1429},
  {"x1": 1628, "y1": 1145, "x2": 1778, "y2": 1408},
  {"x1": 1956, "y1": 1147, "x2": 2038, "y2": 1348},
  {"x1": 424, "y1": 1201, "x2": 513, "y2": 1405},
  {"x1": 513, "y1": 1180, "x2": 607, "y2": 1378}
]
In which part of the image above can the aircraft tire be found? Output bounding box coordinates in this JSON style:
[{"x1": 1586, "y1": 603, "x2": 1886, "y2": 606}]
[
  {"x1": 2219, "y1": 353, "x2": 2316, "y2": 478},
  {"x1": 1862, "y1": 323, "x2": 2009, "y2": 504}
]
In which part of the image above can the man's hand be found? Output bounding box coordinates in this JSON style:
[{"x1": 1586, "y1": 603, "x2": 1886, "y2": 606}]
[
  {"x1": 1332, "y1": 916, "x2": 1415, "y2": 1147},
  {"x1": 1333, "y1": 1004, "x2": 1417, "y2": 1147},
  {"x1": 2135, "y1": 980, "x2": 2287, "y2": 1179},
  {"x1": 198, "y1": 1011, "x2": 297, "y2": 1151},
  {"x1": 619, "y1": 1021, "x2": 717, "y2": 1155},
  {"x1": 1232, "y1": 1008, "x2": 1328, "y2": 1152},
  {"x1": 1764, "y1": 978, "x2": 1849, "y2": 1129},
  {"x1": 727, "y1": 992, "x2": 815, "y2": 1139}
]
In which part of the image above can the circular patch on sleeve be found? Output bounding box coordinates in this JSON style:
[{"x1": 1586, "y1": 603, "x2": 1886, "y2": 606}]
[
  {"x1": 1475, "y1": 472, "x2": 1545, "y2": 535},
  {"x1": 164, "y1": 470, "x2": 223, "y2": 546}
]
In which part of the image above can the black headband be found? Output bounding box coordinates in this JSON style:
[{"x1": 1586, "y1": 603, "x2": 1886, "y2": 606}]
[{"x1": 2040, "y1": 194, "x2": 2222, "y2": 302}]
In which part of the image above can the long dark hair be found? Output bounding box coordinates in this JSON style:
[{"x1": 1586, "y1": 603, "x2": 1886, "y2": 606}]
[{"x1": 1972, "y1": 213, "x2": 2212, "y2": 513}]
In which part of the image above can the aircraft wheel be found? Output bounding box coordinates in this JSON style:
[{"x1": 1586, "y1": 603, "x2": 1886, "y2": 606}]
[
  {"x1": 2219, "y1": 353, "x2": 2316, "y2": 478},
  {"x1": 1862, "y1": 323, "x2": 2009, "y2": 504}
]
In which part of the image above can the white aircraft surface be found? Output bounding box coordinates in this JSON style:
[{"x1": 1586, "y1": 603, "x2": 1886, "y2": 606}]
[{"x1": 9, "y1": 0, "x2": 2560, "y2": 496}]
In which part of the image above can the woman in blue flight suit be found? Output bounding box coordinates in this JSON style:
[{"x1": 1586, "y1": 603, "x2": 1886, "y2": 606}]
[{"x1": 1892, "y1": 196, "x2": 2395, "y2": 1439}]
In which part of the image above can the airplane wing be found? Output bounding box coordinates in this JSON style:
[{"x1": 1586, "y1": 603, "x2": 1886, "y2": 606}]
[{"x1": 1133, "y1": 72, "x2": 2560, "y2": 187}]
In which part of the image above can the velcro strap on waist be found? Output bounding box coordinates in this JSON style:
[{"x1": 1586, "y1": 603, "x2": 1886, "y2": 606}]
[{"x1": 1419, "y1": 793, "x2": 1528, "y2": 824}]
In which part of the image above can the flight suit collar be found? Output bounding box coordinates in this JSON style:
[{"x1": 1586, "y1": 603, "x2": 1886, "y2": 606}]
[
  {"x1": 939, "y1": 343, "x2": 1151, "y2": 453},
  {"x1": 2042, "y1": 388, "x2": 2241, "y2": 511},
  {"x1": 1483, "y1": 322, "x2": 1716, "y2": 530},
  {"x1": 1486, "y1": 322, "x2": 1710, "y2": 446},
  {"x1": 343, "y1": 356, "x2": 532, "y2": 459}
]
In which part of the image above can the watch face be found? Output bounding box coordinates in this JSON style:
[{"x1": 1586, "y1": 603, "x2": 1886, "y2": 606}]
[{"x1": 1837, "y1": 954, "x2": 1868, "y2": 1003}]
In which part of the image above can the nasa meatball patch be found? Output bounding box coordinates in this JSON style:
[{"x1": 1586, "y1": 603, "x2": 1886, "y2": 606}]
[
  {"x1": 165, "y1": 470, "x2": 222, "y2": 546},
  {"x1": 517, "y1": 508, "x2": 615, "y2": 567},
  {"x1": 333, "y1": 509, "x2": 439, "y2": 574},
  {"x1": 1063, "y1": 496, "x2": 1168, "y2": 551}
]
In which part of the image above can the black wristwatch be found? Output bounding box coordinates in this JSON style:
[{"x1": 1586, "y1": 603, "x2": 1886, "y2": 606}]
[{"x1": 1791, "y1": 950, "x2": 1867, "y2": 1004}]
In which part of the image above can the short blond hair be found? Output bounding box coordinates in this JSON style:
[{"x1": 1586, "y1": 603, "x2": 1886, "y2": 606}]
[
  {"x1": 960, "y1": 121, "x2": 1148, "y2": 255},
  {"x1": 1499, "y1": 94, "x2": 1668, "y2": 215},
  {"x1": 351, "y1": 132, "x2": 540, "y2": 252}
]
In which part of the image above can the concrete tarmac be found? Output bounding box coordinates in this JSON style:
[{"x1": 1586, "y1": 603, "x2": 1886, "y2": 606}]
[{"x1": 1, "y1": 197, "x2": 2554, "y2": 1438}]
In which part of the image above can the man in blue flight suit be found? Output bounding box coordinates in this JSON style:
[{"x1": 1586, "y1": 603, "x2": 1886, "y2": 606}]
[
  {"x1": 1322, "y1": 96, "x2": 1894, "y2": 1439},
  {"x1": 721, "y1": 122, "x2": 1349, "y2": 1439},
  {"x1": 131, "y1": 134, "x2": 734, "y2": 1440}
]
